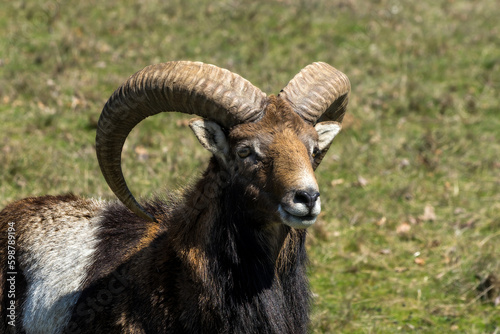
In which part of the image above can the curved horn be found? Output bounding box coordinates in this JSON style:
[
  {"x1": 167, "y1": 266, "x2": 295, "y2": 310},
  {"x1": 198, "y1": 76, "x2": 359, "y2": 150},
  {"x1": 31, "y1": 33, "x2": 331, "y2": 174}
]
[
  {"x1": 96, "y1": 61, "x2": 266, "y2": 221},
  {"x1": 278, "y1": 62, "x2": 350, "y2": 124}
]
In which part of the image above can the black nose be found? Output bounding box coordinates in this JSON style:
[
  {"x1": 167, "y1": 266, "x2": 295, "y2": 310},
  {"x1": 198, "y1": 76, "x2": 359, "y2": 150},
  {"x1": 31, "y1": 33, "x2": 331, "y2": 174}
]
[{"x1": 294, "y1": 190, "x2": 320, "y2": 210}]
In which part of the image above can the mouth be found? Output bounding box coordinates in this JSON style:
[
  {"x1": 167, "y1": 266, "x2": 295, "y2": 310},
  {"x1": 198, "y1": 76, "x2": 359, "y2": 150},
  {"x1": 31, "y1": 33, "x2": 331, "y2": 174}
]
[{"x1": 277, "y1": 205, "x2": 319, "y2": 229}]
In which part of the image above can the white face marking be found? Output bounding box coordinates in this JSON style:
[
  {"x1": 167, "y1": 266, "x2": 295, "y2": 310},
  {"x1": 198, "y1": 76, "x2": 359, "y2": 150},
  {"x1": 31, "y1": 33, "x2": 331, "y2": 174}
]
[
  {"x1": 20, "y1": 199, "x2": 104, "y2": 333},
  {"x1": 278, "y1": 198, "x2": 321, "y2": 229},
  {"x1": 252, "y1": 139, "x2": 264, "y2": 159}
]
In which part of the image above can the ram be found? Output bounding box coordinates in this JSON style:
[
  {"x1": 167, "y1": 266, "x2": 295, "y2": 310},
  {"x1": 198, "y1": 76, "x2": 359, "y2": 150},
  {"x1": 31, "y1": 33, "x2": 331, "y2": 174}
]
[{"x1": 0, "y1": 61, "x2": 349, "y2": 333}]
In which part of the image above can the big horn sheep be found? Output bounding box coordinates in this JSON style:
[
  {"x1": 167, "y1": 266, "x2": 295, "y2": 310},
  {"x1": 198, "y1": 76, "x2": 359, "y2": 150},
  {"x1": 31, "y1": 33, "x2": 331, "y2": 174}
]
[{"x1": 0, "y1": 61, "x2": 350, "y2": 334}]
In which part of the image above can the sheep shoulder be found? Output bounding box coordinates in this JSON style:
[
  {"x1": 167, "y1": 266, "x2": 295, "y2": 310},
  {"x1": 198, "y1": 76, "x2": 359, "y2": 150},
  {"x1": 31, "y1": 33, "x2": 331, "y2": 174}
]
[{"x1": 0, "y1": 194, "x2": 167, "y2": 332}]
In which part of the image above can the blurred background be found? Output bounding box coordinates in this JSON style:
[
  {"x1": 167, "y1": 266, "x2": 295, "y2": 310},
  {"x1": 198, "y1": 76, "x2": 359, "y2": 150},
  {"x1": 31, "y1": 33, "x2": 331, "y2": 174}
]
[{"x1": 1, "y1": 0, "x2": 499, "y2": 332}]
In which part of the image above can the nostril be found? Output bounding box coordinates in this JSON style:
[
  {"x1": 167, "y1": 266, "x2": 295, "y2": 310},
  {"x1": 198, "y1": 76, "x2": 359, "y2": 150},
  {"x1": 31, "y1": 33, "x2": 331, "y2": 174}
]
[{"x1": 295, "y1": 190, "x2": 320, "y2": 210}]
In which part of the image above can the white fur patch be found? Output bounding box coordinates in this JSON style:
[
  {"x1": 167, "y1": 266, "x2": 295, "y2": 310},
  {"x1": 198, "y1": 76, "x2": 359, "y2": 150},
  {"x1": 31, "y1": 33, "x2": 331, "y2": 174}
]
[{"x1": 20, "y1": 199, "x2": 104, "y2": 333}]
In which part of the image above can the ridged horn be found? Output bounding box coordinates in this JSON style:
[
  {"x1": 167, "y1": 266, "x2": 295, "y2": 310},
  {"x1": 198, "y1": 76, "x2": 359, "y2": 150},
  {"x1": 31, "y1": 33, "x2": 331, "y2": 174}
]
[
  {"x1": 278, "y1": 62, "x2": 350, "y2": 124},
  {"x1": 96, "y1": 61, "x2": 267, "y2": 221},
  {"x1": 279, "y1": 62, "x2": 350, "y2": 169}
]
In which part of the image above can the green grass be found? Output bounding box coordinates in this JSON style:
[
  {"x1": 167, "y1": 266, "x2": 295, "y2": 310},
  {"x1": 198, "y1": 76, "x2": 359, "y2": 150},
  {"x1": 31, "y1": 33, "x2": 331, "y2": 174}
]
[{"x1": 1, "y1": 0, "x2": 499, "y2": 332}]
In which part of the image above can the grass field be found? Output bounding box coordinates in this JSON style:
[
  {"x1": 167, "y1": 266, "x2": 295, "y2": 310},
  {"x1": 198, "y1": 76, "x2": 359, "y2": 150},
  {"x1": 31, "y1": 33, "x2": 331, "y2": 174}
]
[{"x1": 1, "y1": 0, "x2": 499, "y2": 332}]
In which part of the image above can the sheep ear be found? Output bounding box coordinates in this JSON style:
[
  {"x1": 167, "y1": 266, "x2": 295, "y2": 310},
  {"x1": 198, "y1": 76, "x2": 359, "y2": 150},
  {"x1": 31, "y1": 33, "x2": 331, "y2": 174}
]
[
  {"x1": 312, "y1": 121, "x2": 342, "y2": 169},
  {"x1": 315, "y1": 121, "x2": 341, "y2": 151},
  {"x1": 189, "y1": 118, "x2": 229, "y2": 163}
]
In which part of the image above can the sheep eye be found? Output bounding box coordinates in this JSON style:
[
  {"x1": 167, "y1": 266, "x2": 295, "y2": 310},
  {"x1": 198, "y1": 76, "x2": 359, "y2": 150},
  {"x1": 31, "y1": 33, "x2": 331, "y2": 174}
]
[
  {"x1": 312, "y1": 147, "x2": 320, "y2": 158},
  {"x1": 237, "y1": 147, "x2": 252, "y2": 159}
]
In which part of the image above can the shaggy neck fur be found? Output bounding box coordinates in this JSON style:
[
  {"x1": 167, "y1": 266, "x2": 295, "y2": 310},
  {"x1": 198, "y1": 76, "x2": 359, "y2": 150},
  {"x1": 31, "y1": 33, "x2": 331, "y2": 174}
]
[{"x1": 168, "y1": 158, "x2": 310, "y2": 333}]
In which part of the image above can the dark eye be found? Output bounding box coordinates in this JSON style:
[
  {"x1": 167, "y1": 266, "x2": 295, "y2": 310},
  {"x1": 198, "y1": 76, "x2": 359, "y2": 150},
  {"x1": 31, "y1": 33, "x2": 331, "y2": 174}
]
[
  {"x1": 237, "y1": 147, "x2": 252, "y2": 159},
  {"x1": 312, "y1": 147, "x2": 320, "y2": 158}
]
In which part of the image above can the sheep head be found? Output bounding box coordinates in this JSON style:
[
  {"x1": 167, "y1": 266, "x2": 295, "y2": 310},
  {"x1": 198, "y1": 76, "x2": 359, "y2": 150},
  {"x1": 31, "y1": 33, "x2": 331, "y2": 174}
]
[
  {"x1": 96, "y1": 61, "x2": 350, "y2": 226},
  {"x1": 190, "y1": 96, "x2": 341, "y2": 228}
]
